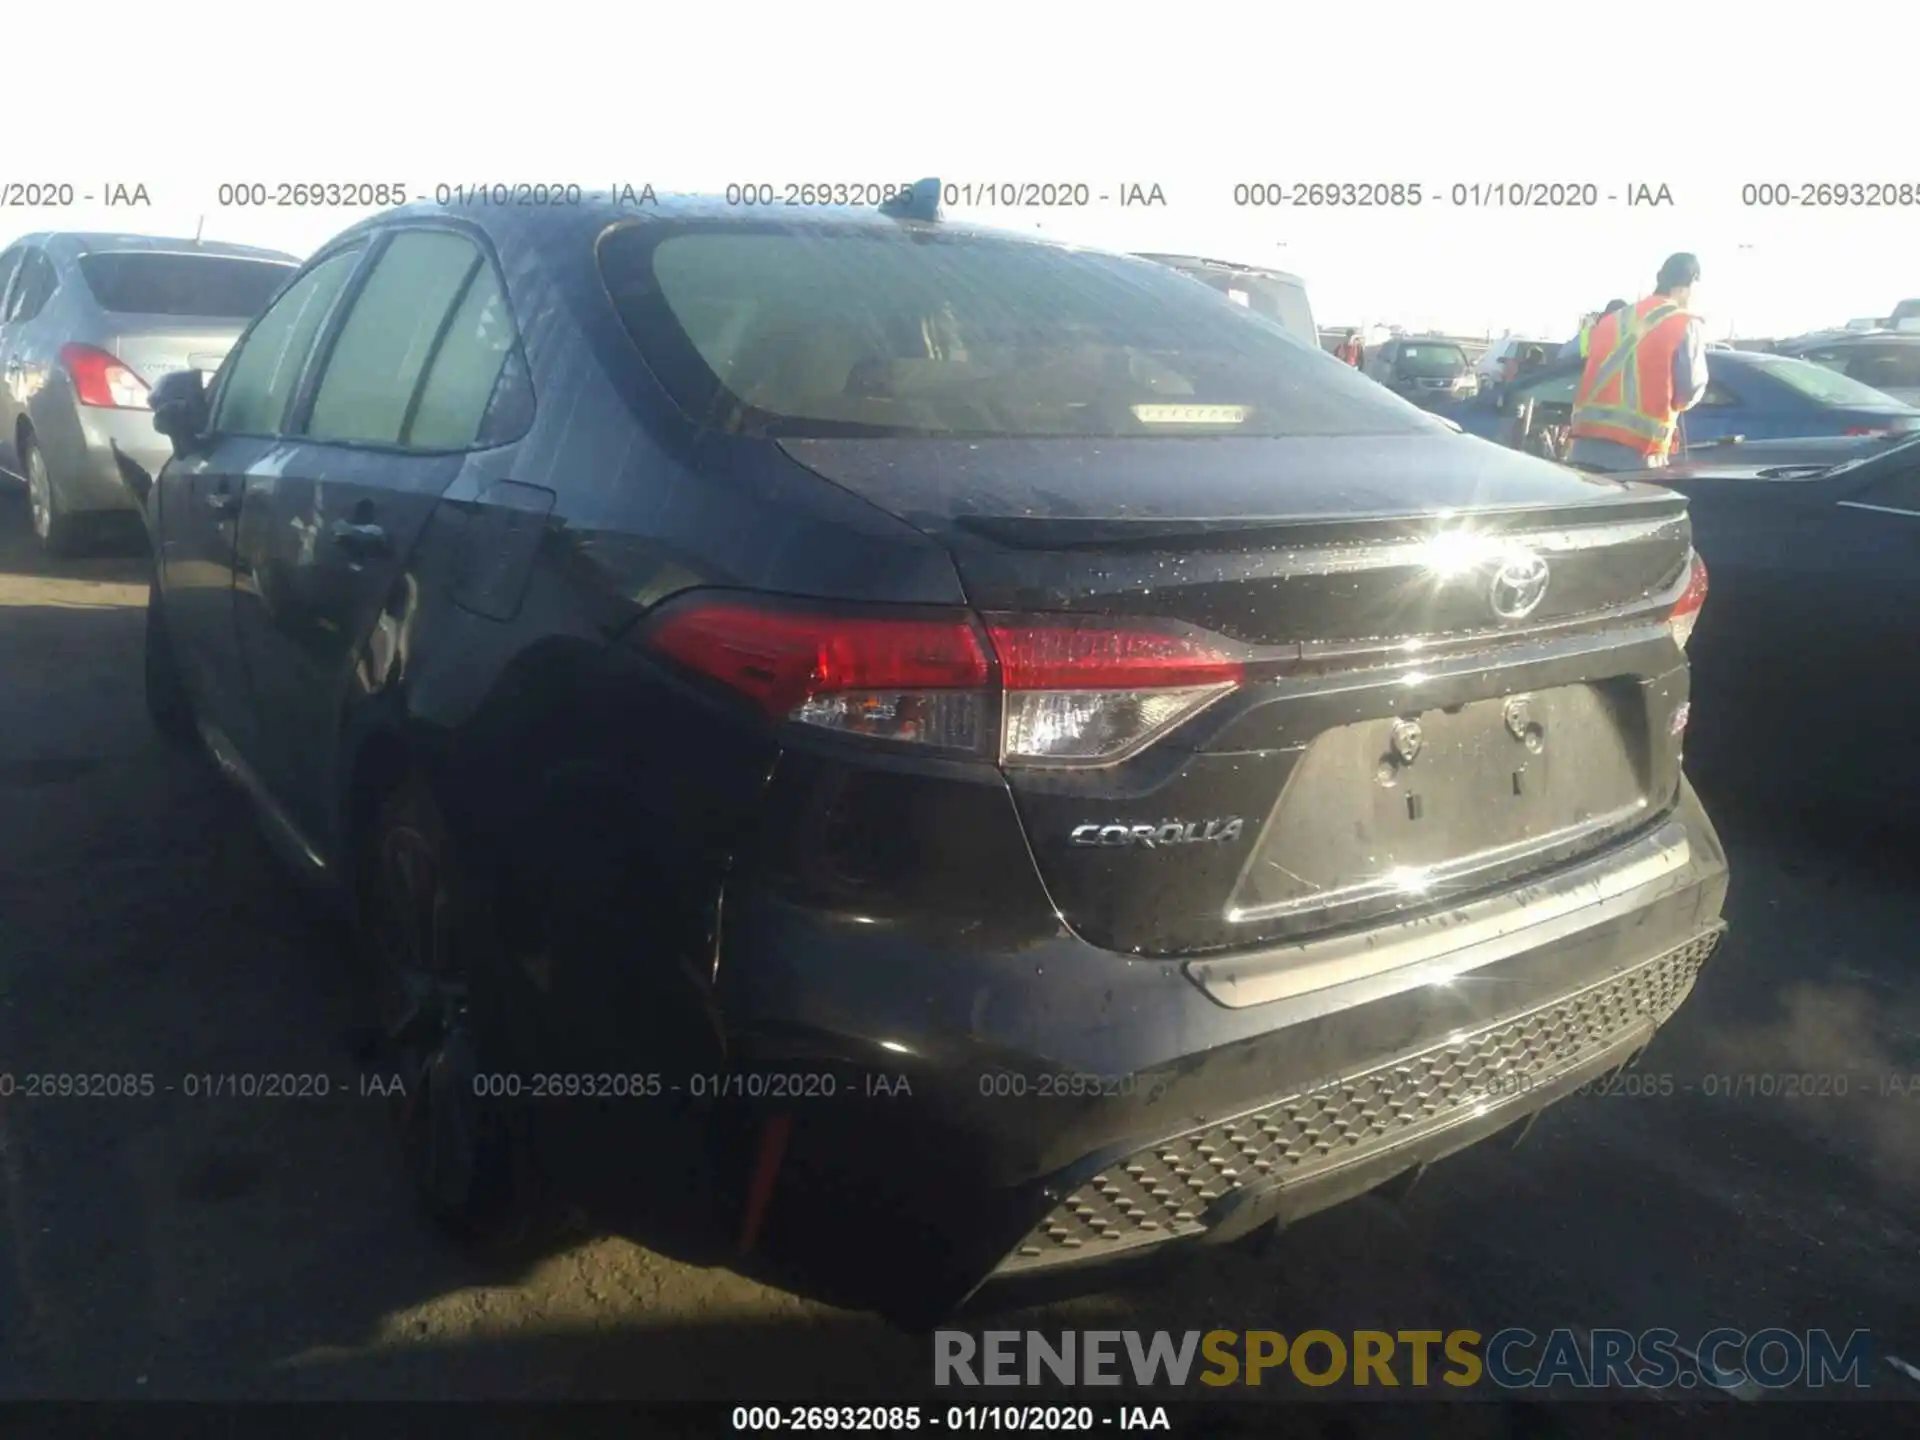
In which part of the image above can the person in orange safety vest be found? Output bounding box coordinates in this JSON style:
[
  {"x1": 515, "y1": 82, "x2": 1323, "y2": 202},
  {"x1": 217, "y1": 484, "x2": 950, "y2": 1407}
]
[{"x1": 1569, "y1": 254, "x2": 1707, "y2": 470}]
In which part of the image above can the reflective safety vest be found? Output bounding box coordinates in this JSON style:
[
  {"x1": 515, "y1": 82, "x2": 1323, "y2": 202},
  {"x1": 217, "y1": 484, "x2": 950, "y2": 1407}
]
[
  {"x1": 1577, "y1": 319, "x2": 1594, "y2": 359},
  {"x1": 1571, "y1": 296, "x2": 1692, "y2": 457}
]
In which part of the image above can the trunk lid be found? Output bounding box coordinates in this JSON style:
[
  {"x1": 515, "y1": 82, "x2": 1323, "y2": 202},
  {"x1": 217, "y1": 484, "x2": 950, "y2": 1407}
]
[
  {"x1": 107, "y1": 320, "x2": 248, "y2": 389},
  {"x1": 782, "y1": 435, "x2": 1698, "y2": 959}
]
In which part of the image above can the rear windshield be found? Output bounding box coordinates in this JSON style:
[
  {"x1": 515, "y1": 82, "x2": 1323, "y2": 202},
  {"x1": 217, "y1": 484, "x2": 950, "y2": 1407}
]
[
  {"x1": 597, "y1": 223, "x2": 1431, "y2": 439},
  {"x1": 1752, "y1": 353, "x2": 1915, "y2": 408},
  {"x1": 1394, "y1": 343, "x2": 1469, "y2": 376},
  {"x1": 77, "y1": 252, "x2": 297, "y2": 318}
]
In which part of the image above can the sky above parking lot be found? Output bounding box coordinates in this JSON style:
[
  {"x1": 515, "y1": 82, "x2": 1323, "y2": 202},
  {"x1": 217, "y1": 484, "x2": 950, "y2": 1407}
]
[{"x1": 8, "y1": 0, "x2": 1915, "y2": 339}]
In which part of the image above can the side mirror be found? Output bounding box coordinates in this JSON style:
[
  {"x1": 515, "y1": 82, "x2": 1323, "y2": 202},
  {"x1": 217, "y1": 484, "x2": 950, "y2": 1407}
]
[{"x1": 150, "y1": 370, "x2": 211, "y2": 456}]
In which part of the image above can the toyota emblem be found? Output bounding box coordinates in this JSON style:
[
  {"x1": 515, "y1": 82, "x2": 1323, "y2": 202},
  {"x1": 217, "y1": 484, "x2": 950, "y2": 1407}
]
[{"x1": 1489, "y1": 550, "x2": 1551, "y2": 621}]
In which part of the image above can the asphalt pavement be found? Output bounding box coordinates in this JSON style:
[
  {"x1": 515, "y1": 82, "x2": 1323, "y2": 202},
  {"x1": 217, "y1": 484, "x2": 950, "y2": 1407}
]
[{"x1": 1, "y1": 481, "x2": 1917, "y2": 1426}]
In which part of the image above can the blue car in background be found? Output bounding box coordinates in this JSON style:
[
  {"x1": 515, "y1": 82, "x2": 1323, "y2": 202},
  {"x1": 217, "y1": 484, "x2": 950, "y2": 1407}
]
[{"x1": 1443, "y1": 348, "x2": 1920, "y2": 460}]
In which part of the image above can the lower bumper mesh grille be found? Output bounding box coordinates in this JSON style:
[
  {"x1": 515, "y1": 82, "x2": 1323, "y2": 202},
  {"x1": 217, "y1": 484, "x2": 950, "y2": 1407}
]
[{"x1": 997, "y1": 927, "x2": 1723, "y2": 1274}]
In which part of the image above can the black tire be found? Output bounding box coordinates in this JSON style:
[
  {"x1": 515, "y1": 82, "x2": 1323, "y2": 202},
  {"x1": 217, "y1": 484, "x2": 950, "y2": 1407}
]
[
  {"x1": 144, "y1": 575, "x2": 197, "y2": 747},
  {"x1": 357, "y1": 775, "x2": 535, "y2": 1244},
  {"x1": 22, "y1": 437, "x2": 82, "y2": 558}
]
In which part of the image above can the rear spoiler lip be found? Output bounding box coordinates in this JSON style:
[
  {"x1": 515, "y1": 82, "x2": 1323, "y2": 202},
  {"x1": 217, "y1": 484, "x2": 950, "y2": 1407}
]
[{"x1": 949, "y1": 492, "x2": 1691, "y2": 552}]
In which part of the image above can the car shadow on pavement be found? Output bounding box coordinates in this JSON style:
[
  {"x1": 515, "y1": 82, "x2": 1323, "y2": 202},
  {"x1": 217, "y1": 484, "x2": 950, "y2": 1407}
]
[{"x1": 0, "y1": 482, "x2": 150, "y2": 590}]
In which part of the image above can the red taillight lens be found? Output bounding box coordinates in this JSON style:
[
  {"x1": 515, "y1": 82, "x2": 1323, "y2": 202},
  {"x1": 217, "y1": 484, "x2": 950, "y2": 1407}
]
[
  {"x1": 1844, "y1": 426, "x2": 1890, "y2": 437},
  {"x1": 60, "y1": 344, "x2": 150, "y2": 409},
  {"x1": 643, "y1": 596, "x2": 1250, "y2": 765},
  {"x1": 983, "y1": 619, "x2": 1247, "y2": 691},
  {"x1": 646, "y1": 598, "x2": 993, "y2": 750},
  {"x1": 1669, "y1": 552, "x2": 1708, "y2": 650}
]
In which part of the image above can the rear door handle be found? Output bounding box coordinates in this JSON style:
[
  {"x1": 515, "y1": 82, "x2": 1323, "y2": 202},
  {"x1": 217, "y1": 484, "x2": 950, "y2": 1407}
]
[
  {"x1": 328, "y1": 519, "x2": 391, "y2": 557},
  {"x1": 205, "y1": 489, "x2": 241, "y2": 516}
]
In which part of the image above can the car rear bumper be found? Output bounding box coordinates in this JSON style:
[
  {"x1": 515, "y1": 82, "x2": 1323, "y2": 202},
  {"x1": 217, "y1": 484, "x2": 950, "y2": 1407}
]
[
  {"x1": 711, "y1": 778, "x2": 1729, "y2": 1304},
  {"x1": 31, "y1": 394, "x2": 166, "y2": 515}
]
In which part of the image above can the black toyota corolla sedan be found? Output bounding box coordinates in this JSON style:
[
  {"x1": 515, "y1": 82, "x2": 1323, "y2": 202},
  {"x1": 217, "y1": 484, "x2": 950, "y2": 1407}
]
[{"x1": 140, "y1": 186, "x2": 1729, "y2": 1319}]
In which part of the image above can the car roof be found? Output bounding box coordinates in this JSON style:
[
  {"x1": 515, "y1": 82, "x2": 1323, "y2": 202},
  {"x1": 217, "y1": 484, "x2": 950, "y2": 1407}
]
[
  {"x1": 326, "y1": 194, "x2": 1114, "y2": 260},
  {"x1": 4, "y1": 231, "x2": 301, "y2": 263}
]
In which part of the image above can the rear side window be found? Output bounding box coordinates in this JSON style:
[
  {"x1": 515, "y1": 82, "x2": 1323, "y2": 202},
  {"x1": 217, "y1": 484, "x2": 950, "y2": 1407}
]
[
  {"x1": 1758, "y1": 355, "x2": 1909, "y2": 408},
  {"x1": 5, "y1": 250, "x2": 57, "y2": 323},
  {"x1": 598, "y1": 223, "x2": 1430, "y2": 439},
  {"x1": 0, "y1": 247, "x2": 23, "y2": 316},
  {"x1": 303, "y1": 230, "x2": 482, "y2": 446},
  {"x1": 405, "y1": 261, "x2": 526, "y2": 448},
  {"x1": 76, "y1": 253, "x2": 296, "y2": 318},
  {"x1": 215, "y1": 248, "x2": 361, "y2": 436}
]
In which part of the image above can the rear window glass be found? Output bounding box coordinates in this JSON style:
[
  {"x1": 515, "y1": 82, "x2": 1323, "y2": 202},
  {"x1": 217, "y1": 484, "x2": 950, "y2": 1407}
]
[
  {"x1": 598, "y1": 223, "x2": 1431, "y2": 439},
  {"x1": 1752, "y1": 353, "x2": 1913, "y2": 408},
  {"x1": 77, "y1": 252, "x2": 296, "y2": 318}
]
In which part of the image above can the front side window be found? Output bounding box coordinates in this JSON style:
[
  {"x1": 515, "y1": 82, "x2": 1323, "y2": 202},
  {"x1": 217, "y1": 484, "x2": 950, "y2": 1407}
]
[
  {"x1": 303, "y1": 230, "x2": 482, "y2": 446},
  {"x1": 599, "y1": 222, "x2": 1433, "y2": 439},
  {"x1": 214, "y1": 247, "x2": 362, "y2": 436}
]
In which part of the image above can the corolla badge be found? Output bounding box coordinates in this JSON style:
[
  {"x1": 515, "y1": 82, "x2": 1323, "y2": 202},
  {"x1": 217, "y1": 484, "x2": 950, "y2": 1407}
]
[
  {"x1": 1071, "y1": 818, "x2": 1246, "y2": 849},
  {"x1": 1488, "y1": 549, "x2": 1551, "y2": 620}
]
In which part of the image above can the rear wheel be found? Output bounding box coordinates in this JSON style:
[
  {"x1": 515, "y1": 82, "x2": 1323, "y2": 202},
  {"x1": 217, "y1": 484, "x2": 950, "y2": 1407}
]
[
  {"x1": 144, "y1": 575, "x2": 197, "y2": 747},
  {"x1": 358, "y1": 776, "x2": 533, "y2": 1244},
  {"x1": 23, "y1": 438, "x2": 81, "y2": 558}
]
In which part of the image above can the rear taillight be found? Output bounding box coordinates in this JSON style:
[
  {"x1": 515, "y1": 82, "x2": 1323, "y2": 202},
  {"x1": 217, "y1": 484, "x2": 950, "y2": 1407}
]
[
  {"x1": 60, "y1": 344, "x2": 150, "y2": 409},
  {"x1": 646, "y1": 600, "x2": 992, "y2": 751},
  {"x1": 643, "y1": 596, "x2": 1248, "y2": 767},
  {"x1": 1669, "y1": 552, "x2": 1708, "y2": 651},
  {"x1": 985, "y1": 616, "x2": 1244, "y2": 765},
  {"x1": 1844, "y1": 426, "x2": 1890, "y2": 437}
]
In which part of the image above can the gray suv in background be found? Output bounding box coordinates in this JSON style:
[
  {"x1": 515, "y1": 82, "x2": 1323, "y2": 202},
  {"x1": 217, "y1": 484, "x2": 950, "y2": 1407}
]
[
  {"x1": 1136, "y1": 253, "x2": 1318, "y2": 346},
  {"x1": 0, "y1": 233, "x2": 299, "y2": 553}
]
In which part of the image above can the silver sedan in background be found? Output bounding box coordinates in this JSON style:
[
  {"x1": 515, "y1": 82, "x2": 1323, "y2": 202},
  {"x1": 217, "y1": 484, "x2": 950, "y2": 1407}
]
[{"x1": 0, "y1": 232, "x2": 298, "y2": 553}]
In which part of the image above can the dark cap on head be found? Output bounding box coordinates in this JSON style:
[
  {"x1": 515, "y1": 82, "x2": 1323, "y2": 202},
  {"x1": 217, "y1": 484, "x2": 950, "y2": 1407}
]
[
  {"x1": 1656, "y1": 254, "x2": 1701, "y2": 292},
  {"x1": 1604, "y1": 298, "x2": 1628, "y2": 313}
]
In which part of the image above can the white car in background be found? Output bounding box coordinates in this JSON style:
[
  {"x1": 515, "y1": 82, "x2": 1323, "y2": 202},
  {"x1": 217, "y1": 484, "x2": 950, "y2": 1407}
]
[{"x1": 1474, "y1": 335, "x2": 1558, "y2": 388}]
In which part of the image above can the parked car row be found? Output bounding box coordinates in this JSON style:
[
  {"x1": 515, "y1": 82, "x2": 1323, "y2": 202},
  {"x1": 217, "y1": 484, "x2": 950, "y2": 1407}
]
[
  {"x1": 0, "y1": 232, "x2": 299, "y2": 553},
  {"x1": 1439, "y1": 347, "x2": 1920, "y2": 460},
  {"x1": 99, "y1": 191, "x2": 1730, "y2": 1322}
]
